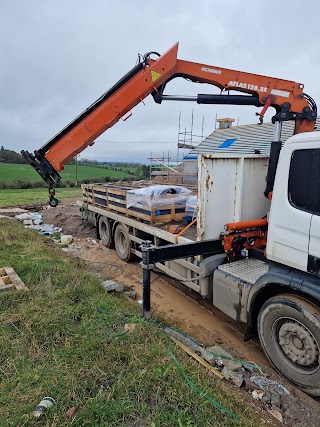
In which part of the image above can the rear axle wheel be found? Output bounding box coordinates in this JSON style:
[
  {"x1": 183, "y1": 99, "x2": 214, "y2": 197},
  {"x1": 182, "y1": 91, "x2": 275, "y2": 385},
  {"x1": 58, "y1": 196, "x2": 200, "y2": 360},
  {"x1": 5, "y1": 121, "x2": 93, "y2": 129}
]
[
  {"x1": 114, "y1": 223, "x2": 135, "y2": 262},
  {"x1": 258, "y1": 294, "x2": 320, "y2": 396}
]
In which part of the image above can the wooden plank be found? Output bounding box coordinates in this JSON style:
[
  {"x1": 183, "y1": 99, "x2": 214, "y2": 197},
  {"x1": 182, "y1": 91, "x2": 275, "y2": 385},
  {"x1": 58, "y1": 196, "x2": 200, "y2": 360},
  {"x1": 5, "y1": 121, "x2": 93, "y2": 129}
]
[
  {"x1": 108, "y1": 205, "x2": 127, "y2": 214},
  {"x1": 3, "y1": 267, "x2": 28, "y2": 291},
  {"x1": 170, "y1": 337, "x2": 224, "y2": 379},
  {"x1": 107, "y1": 196, "x2": 126, "y2": 204},
  {"x1": 0, "y1": 284, "x2": 14, "y2": 293},
  {"x1": 92, "y1": 194, "x2": 108, "y2": 201},
  {"x1": 108, "y1": 189, "x2": 126, "y2": 196}
]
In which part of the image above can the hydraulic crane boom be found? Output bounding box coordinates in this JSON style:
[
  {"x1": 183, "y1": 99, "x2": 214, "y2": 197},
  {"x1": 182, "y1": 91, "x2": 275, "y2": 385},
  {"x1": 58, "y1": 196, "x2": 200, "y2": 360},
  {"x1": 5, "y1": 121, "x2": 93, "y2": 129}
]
[{"x1": 22, "y1": 42, "x2": 317, "y2": 193}]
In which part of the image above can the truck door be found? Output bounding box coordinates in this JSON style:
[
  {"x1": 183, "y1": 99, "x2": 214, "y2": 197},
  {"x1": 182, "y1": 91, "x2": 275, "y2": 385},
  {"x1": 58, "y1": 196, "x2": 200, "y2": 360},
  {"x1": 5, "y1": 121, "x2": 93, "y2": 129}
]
[
  {"x1": 267, "y1": 148, "x2": 316, "y2": 271},
  {"x1": 307, "y1": 149, "x2": 320, "y2": 276}
]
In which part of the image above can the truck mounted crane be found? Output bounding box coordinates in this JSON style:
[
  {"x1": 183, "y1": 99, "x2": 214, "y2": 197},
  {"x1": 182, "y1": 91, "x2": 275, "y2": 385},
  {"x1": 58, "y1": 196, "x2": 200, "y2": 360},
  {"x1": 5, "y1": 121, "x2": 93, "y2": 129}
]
[{"x1": 22, "y1": 43, "x2": 320, "y2": 396}]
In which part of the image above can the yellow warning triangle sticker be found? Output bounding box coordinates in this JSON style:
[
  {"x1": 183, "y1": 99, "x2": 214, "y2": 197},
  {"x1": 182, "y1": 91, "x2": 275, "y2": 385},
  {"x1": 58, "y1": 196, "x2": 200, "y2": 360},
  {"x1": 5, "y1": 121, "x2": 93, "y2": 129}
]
[{"x1": 150, "y1": 69, "x2": 162, "y2": 83}]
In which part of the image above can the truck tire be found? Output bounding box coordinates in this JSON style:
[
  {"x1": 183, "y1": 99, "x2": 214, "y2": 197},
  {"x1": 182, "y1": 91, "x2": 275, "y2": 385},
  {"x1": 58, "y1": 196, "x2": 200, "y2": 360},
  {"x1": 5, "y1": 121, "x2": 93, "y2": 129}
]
[
  {"x1": 114, "y1": 223, "x2": 135, "y2": 262},
  {"x1": 258, "y1": 294, "x2": 320, "y2": 396},
  {"x1": 87, "y1": 211, "x2": 96, "y2": 227},
  {"x1": 98, "y1": 217, "x2": 114, "y2": 248}
]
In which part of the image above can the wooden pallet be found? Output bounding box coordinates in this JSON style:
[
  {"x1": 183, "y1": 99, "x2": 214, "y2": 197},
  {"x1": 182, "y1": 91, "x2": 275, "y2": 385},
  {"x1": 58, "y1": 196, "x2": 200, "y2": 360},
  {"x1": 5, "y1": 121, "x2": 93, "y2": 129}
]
[
  {"x1": 0, "y1": 267, "x2": 28, "y2": 293},
  {"x1": 82, "y1": 182, "x2": 193, "y2": 224}
]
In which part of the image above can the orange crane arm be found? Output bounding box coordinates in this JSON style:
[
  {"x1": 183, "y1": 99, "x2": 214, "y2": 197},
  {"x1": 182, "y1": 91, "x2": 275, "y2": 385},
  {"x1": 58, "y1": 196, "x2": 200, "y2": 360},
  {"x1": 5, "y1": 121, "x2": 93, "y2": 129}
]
[{"x1": 22, "y1": 42, "x2": 317, "y2": 186}]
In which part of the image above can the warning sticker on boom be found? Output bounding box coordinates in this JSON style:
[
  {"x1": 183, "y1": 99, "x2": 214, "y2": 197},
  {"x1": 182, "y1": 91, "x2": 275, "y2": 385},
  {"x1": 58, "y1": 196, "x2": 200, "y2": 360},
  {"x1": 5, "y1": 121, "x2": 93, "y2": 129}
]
[{"x1": 150, "y1": 70, "x2": 162, "y2": 83}]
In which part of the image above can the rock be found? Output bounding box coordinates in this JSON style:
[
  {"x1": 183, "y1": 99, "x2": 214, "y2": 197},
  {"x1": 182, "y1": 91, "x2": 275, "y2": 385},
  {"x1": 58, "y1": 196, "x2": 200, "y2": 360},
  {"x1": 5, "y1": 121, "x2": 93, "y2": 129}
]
[
  {"x1": 206, "y1": 345, "x2": 242, "y2": 371},
  {"x1": 61, "y1": 235, "x2": 73, "y2": 244},
  {"x1": 221, "y1": 366, "x2": 244, "y2": 387},
  {"x1": 271, "y1": 392, "x2": 282, "y2": 409},
  {"x1": 125, "y1": 290, "x2": 137, "y2": 300},
  {"x1": 261, "y1": 390, "x2": 272, "y2": 404},
  {"x1": 23, "y1": 219, "x2": 33, "y2": 225},
  {"x1": 267, "y1": 408, "x2": 283, "y2": 423},
  {"x1": 15, "y1": 213, "x2": 31, "y2": 221},
  {"x1": 102, "y1": 280, "x2": 124, "y2": 293},
  {"x1": 165, "y1": 327, "x2": 203, "y2": 355},
  {"x1": 252, "y1": 389, "x2": 264, "y2": 400}
]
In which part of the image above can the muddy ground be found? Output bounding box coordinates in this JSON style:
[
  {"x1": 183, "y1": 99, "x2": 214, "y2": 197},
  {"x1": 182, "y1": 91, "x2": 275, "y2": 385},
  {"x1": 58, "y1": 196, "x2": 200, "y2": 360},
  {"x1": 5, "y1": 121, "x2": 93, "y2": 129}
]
[{"x1": 39, "y1": 198, "x2": 320, "y2": 426}]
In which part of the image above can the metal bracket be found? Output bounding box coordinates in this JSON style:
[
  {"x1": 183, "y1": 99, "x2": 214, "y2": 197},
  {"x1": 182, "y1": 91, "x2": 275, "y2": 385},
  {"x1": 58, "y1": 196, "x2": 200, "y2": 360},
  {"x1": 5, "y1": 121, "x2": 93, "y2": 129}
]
[{"x1": 140, "y1": 239, "x2": 223, "y2": 319}]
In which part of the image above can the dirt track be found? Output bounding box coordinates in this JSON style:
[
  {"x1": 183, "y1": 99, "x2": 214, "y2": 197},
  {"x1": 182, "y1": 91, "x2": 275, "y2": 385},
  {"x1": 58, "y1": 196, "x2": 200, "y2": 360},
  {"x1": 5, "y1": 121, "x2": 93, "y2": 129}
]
[{"x1": 41, "y1": 198, "x2": 320, "y2": 426}]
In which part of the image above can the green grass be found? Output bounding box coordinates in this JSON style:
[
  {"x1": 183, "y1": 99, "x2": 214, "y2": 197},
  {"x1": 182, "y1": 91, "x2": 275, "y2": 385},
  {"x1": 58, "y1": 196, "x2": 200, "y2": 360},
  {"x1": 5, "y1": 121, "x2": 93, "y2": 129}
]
[
  {"x1": 0, "y1": 163, "x2": 133, "y2": 184},
  {"x1": 0, "y1": 219, "x2": 266, "y2": 427},
  {"x1": 0, "y1": 187, "x2": 82, "y2": 208}
]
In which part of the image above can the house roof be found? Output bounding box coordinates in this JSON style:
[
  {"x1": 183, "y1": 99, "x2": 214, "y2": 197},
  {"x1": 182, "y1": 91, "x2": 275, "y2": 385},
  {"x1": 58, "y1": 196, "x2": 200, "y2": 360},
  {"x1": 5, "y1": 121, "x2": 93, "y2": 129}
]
[{"x1": 189, "y1": 117, "x2": 320, "y2": 156}]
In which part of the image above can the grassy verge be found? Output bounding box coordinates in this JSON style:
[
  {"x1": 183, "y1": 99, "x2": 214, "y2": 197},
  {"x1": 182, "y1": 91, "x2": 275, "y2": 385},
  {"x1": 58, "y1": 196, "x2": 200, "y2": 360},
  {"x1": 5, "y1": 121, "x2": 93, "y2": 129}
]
[
  {"x1": 0, "y1": 188, "x2": 82, "y2": 208},
  {"x1": 0, "y1": 219, "x2": 265, "y2": 426}
]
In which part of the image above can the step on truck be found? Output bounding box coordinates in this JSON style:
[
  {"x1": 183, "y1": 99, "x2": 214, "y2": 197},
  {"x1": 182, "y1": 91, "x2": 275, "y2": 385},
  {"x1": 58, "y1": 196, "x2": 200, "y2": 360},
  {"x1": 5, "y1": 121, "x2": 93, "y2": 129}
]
[{"x1": 22, "y1": 43, "x2": 320, "y2": 395}]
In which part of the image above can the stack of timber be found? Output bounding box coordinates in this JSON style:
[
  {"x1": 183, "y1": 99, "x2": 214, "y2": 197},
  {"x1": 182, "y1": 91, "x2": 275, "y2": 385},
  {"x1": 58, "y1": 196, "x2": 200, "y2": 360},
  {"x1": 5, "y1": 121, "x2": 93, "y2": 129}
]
[{"x1": 82, "y1": 181, "x2": 196, "y2": 224}]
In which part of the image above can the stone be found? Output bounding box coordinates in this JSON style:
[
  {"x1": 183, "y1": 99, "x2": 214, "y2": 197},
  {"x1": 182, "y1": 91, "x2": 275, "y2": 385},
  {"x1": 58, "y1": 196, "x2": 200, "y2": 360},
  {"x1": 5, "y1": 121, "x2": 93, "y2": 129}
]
[
  {"x1": 271, "y1": 392, "x2": 282, "y2": 409},
  {"x1": 252, "y1": 389, "x2": 264, "y2": 400},
  {"x1": 61, "y1": 235, "x2": 73, "y2": 244},
  {"x1": 23, "y1": 219, "x2": 33, "y2": 225},
  {"x1": 267, "y1": 408, "x2": 283, "y2": 423},
  {"x1": 221, "y1": 366, "x2": 244, "y2": 387},
  {"x1": 125, "y1": 290, "x2": 137, "y2": 300},
  {"x1": 206, "y1": 345, "x2": 242, "y2": 371},
  {"x1": 15, "y1": 213, "x2": 31, "y2": 221},
  {"x1": 102, "y1": 280, "x2": 124, "y2": 293}
]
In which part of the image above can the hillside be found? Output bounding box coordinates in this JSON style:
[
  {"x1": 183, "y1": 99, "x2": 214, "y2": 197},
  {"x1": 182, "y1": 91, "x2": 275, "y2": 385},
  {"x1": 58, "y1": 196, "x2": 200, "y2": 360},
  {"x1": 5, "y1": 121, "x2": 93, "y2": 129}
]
[
  {"x1": 0, "y1": 147, "x2": 26, "y2": 164},
  {"x1": 0, "y1": 163, "x2": 136, "y2": 188}
]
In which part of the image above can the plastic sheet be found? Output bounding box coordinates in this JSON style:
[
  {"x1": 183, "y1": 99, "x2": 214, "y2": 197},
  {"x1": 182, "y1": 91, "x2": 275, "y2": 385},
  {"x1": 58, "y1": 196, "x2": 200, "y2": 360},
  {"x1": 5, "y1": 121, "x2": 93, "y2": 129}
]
[
  {"x1": 185, "y1": 195, "x2": 197, "y2": 218},
  {"x1": 126, "y1": 185, "x2": 192, "y2": 210}
]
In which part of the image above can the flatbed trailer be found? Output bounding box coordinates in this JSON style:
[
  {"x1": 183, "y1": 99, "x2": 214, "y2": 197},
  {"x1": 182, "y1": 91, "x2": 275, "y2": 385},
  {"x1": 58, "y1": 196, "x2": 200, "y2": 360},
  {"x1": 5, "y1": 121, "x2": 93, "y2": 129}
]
[{"x1": 80, "y1": 153, "x2": 270, "y2": 300}]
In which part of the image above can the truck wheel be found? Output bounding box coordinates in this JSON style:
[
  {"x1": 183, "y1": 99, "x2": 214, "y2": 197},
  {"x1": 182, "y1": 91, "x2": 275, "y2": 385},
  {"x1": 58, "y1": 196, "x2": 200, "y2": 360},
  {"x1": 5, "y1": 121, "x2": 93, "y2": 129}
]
[
  {"x1": 87, "y1": 211, "x2": 96, "y2": 227},
  {"x1": 258, "y1": 294, "x2": 320, "y2": 396},
  {"x1": 114, "y1": 223, "x2": 135, "y2": 262},
  {"x1": 98, "y1": 217, "x2": 114, "y2": 248}
]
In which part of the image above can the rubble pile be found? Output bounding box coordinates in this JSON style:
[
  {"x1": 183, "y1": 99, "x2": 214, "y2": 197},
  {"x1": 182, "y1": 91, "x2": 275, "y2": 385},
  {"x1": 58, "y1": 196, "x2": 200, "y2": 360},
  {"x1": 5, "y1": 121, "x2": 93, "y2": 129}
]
[{"x1": 165, "y1": 327, "x2": 289, "y2": 423}]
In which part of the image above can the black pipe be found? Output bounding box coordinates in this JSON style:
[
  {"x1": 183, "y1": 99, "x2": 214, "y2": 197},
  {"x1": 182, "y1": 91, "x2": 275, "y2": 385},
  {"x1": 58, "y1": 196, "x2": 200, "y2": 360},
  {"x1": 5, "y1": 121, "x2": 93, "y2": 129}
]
[
  {"x1": 142, "y1": 268, "x2": 151, "y2": 320},
  {"x1": 197, "y1": 94, "x2": 261, "y2": 106},
  {"x1": 141, "y1": 241, "x2": 154, "y2": 320},
  {"x1": 264, "y1": 141, "x2": 282, "y2": 198}
]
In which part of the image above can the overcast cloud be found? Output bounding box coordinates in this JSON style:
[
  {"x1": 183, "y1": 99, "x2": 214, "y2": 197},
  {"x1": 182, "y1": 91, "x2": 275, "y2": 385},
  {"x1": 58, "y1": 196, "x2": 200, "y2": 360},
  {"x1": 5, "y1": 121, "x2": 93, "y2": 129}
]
[{"x1": 1, "y1": 0, "x2": 319, "y2": 164}]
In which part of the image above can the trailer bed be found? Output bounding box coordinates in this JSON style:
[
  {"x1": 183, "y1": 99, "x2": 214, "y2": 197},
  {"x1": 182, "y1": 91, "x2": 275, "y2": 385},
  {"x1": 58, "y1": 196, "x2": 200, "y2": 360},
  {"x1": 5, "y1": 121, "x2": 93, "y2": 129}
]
[{"x1": 82, "y1": 181, "x2": 197, "y2": 226}]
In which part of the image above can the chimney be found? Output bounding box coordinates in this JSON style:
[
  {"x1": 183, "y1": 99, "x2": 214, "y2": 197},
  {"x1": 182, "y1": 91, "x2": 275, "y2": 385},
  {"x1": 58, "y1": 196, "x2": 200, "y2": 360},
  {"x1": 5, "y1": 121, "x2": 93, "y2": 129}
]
[{"x1": 216, "y1": 117, "x2": 235, "y2": 130}]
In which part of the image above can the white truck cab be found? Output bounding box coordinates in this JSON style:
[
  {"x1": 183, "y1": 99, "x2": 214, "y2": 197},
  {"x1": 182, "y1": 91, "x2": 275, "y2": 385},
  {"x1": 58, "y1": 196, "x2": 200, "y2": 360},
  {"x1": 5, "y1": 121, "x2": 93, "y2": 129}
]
[{"x1": 267, "y1": 131, "x2": 320, "y2": 274}]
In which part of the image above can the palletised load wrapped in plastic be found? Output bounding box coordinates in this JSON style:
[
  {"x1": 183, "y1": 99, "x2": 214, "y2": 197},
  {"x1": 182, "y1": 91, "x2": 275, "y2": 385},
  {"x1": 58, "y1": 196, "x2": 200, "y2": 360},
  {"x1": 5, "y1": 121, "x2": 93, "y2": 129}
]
[
  {"x1": 185, "y1": 195, "x2": 197, "y2": 218},
  {"x1": 126, "y1": 185, "x2": 192, "y2": 210}
]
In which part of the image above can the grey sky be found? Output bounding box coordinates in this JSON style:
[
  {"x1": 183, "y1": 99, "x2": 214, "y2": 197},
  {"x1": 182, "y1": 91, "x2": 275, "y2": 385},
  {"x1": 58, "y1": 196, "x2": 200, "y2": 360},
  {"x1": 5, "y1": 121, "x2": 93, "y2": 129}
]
[{"x1": 1, "y1": 0, "x2": 319, "y2": 164}]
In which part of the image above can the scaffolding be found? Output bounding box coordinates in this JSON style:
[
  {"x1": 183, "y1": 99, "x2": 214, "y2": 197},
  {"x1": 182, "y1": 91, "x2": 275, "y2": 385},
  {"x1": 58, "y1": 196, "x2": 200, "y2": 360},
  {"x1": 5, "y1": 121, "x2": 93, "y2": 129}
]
[{"x1": 148, "y1": 110, "x2": 204, "y2": 185}]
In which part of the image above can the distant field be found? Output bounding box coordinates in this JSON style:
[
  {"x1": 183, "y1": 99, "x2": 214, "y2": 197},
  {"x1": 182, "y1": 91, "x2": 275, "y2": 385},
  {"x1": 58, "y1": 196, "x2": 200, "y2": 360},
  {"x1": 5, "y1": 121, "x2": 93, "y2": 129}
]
[
  {"x1": 0, "y1": 163, "x2": 134, "y2": 184},
  {"x1": 0, "y1": 187, "x2": 82, "y2": 208}
]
